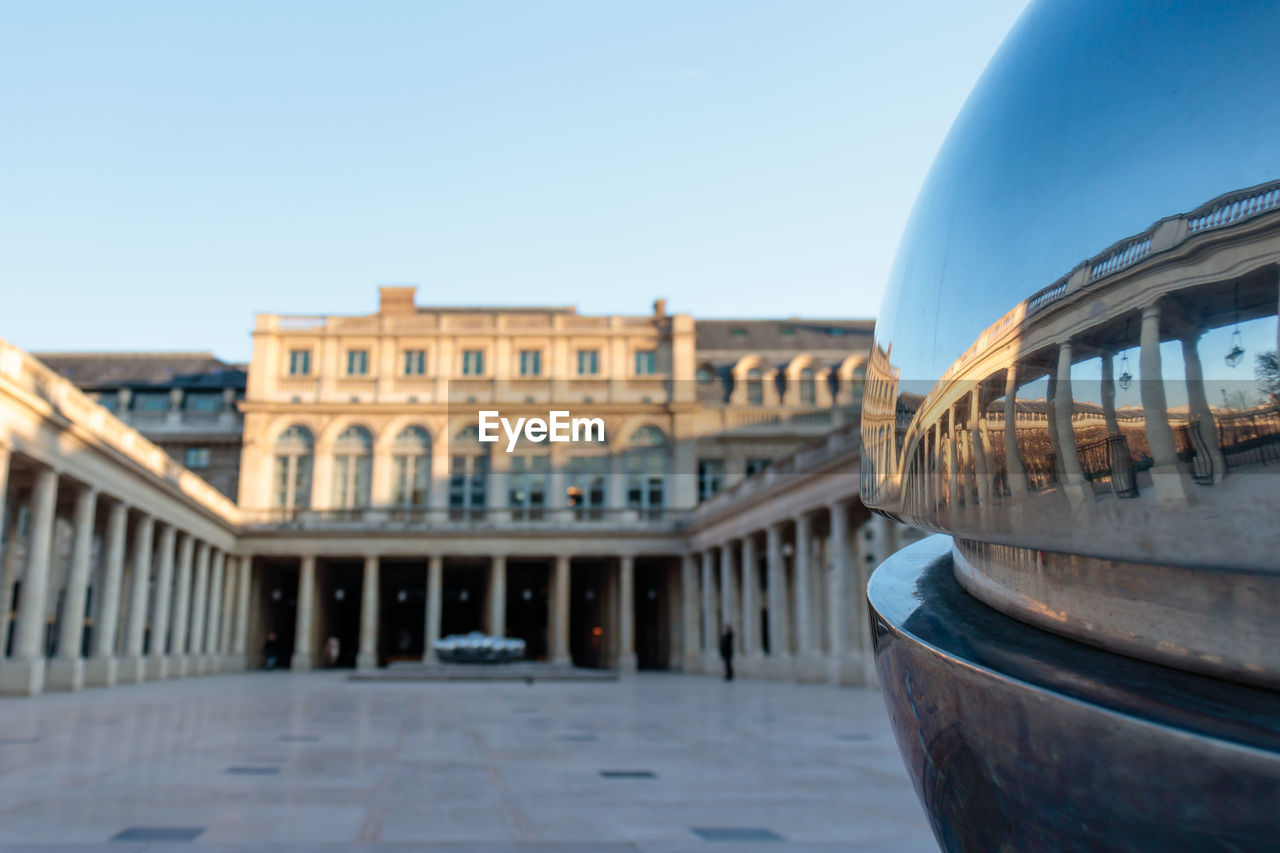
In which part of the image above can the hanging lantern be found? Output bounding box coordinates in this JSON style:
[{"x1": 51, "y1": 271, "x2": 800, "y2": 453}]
[
  {"x1": 1225, "y1": 328, "x2": 1245, "y2": 368},
  {"x1": 1225, "y1": 282, "x2": 1246, "y2": 368},
  {"x1": 1117, "y1": 319, "x2": 1133, "y2": 390}
]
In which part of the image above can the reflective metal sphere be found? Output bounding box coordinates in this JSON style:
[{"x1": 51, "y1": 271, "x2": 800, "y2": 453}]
[
  {"x1": 863, "y1": 1, "x2": 1280, "y2": 849},
  {"x1": 864, "y1": 0, "x2": 1280, "y2": 685}
]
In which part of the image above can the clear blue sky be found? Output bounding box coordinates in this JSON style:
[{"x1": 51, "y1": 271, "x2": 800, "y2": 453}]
[{"x1": 2, "y1": 1, "x2": 1028, "y2": 362}]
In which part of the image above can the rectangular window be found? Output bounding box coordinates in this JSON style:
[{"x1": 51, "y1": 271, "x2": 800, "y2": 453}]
[
  {"x1": 449, "y1": 454, "x2": 488, "y2": 515},
  {"x1": 346, "y1": 349, "x2": 369, "y2": 376},
  {"x1": 507, "y1": 454, "x2": 549, "y2": 519},
  {"x1": 519, "y1": 349, "x2": 542, "y2": 376},
  {"x1": 567, "y1": 456, "x2": 607, "y2": 519},
  {"x1": 634, "y1": 349, "x2": 657, "y2": 375},
  {"x1": 392, "y1": 454, "x2": 429, "y2": 507},
  {"x1": 697, "y1": 458, "x2": 725, "y2": 501},
  {"x1": 746, "y1": 458, "x2": 771, "y2": 478},
  {"x1": 184, "y1": 393, "x2": 221, "y2": 412},
  {"x1": 133, "y1": 392, "x2": 170, "y2": 412},
  {"x1": 96, "y1": 392, "x2": 119, "y2": 412},
  {"x1": 288, "y1": 349, "x2": 311, "y2": 376},
  {"x1": 576, "y1": 349, "x2": 599, "y2": 376},
  {"x1": 461, "y1": 349, "x2": 485, "y2": 376},
  {"x1": 403, "y1": 349, "x2": 427, "y2": 376},
  {"x1": 185, "y1": 447, "x2": 211, "y2": 469}
]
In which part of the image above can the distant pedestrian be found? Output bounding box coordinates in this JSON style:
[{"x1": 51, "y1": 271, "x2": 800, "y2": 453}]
[
  {"x1": 325, "y1": 635, "x2": 341, "y2": 667},
  {"x1": 263, "y1": 632, "x2": 280, "y2": 670},
  {"x1": 720, "y1": 624, "x2": 735, "y2": 681}
]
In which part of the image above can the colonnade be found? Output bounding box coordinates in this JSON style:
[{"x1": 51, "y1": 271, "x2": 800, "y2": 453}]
[
  {"x1": 0, "y1": 446, "x2": 253, "y2": 696},
  {"x1": 687, "y1": 501, "x2": 900, "y2": 685},
  {"x1": 906, "y1": 290, "x2": 1280, "y2": 517}
]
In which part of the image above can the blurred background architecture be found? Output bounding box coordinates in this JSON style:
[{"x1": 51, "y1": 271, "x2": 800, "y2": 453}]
[{"x1": 0, "y1": 287, "x2": 909, "y2": 695}]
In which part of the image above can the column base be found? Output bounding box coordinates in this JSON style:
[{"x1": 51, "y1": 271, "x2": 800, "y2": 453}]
[
  {"x1": 356, "y1": 652, "x2": 378, "y2": 671},
  {"x1": 46, "y1": 658, "x2": 85, "y2": 691},
  {"x1": 550, "y1": 653, "x2": 572, "y2": 667},
  {"x1": 826, "y1": 653, "x2": 866, "y2": 687},
  {"x1": 766, "y1": 653, "x2": 794, "y2": 681},
  {"x1": 617, "y1": 652, "x2": 637, "y2": 674},
  {"x1": 84, "y1": 656, "x2": 118, "y2": 687},
  {"x1": 793, "y1": 651, "x2": 826, "y2": 683},
  {"x1": 146, "y1": 655, "x2": 169, "y2": 680},
  {"x1": 117, "y1": 656, "x2": 147, "y2": 684},
  {"x1": 222, "y1": 654, "x2": 245, "y2": 672},
  {"x1": 194, "y1": 655, "x2": 212, "y2": 675},
  {"x1": 0, "y1": 657, "x2": 46, "y2": 696},
  {"x1": 290, "y1": 652, "x2": 313, "y2": 672},
  {"x1": 738, "y1": 653, "x2": 766, "y2": 678},
  {"x1": 702, "y1": 649, "x2": 721, "y2": 676},
  {"x1": 1151, "y1": 463, "x2": 1196, "y2": 505},
  {"x1": 170, "y1": 655, "x2": 190, "y2": 677},
  {"x1": 682, "y1": 651, "x2": 701, "y2": 673}
]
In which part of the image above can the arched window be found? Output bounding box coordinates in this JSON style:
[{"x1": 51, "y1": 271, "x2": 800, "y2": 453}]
[
  {"x1": 799, "y1": 366, "x2": 817, "y2": 405},
  {"x1": 449, "y1": 425, "x2": 489, "y2": 519},
  {"x1": 272, "y1": 425, "x2": 313, "y2": 511},
  {"x1": 392, "y1": 426, "x2": 431, "y2": 508},
  {"x1": 746, "y1": 368, "x2": 764, "y2": 406},
  {"x1": 626, "y1": 426, "x2": 667, "y2": 516},
  {"x1": 332, "y1": 425, "x2": 373, "y2": 510}
]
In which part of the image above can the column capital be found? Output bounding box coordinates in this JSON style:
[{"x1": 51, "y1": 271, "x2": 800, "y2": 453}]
[{"x1": 1141, "y1": 301, "x2": 1162, "y2": 320}]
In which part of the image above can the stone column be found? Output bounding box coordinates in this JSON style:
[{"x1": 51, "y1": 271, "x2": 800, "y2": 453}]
[
  {"x1": 218, "y1": 554, "x2": 237, "y2": 664},
  {"x1": 1182, "y1": 334, "x2": 1225, "y2": 483},
  {"x1": 946, "y1": 409, "x2": 960, "y2": 508},
  {"x1": 169, "y1": 534, "x2": 195, "y2": 676},
  {"x1": 1053, "y1": 342, "x2": 1088, "y2": 504},
  {"x1": 1140, "y1": 303, "x2": 1194, "y2": 503},
  {"x1": 486, "y1": 555, "x2": 506, "y2": 637},
  {"x1": 204, "y1": 550, "x2": 225, "y2": 672},
  {"x1": 0, "y1": 500, "x2": 21, "y2": 666},
  {"x1": 49, "y1": 485, "x2": 98, "y2": 690},
  {"x1": 86, "y1": 500, "x2": 128, "y2": 686},
  {"x1": 681, "y1": 552, "x2": 700, "y2": 672},
  {"x1": 1003, "y1": 365, "x2": 1028, "y2": 497},
  {"x1": 852, "y1": 516, "x2": 877, "y2": 686},
  {"x1": 231, "y1": 555, "x2": 252, "y2": 669},
  {"x1": 765, "y1": 523, "x2": 791, "y2": 678},
  {"x1": 700, "y1": 549, "x2": 718, "y2": 673},
  {"x1": 188, "y1": 542, "x2": 210, "y2": 674},
  {"x1": 740, "y1": 535, "x2": 761, "y2": 671},
  {"x1": 0, "y1": 466, "x2": 58, "y2": 696},
  {"x1": 1100, "y1": 350, "x2": 1121, "y2": 435},
  {"x1": 617, "y1": 555, "x2": 636, "y2": 673},
  {"x1": 719, "y1": 543, "x2": 738, "y2": 652},
  {"x1": 291, "y1": 555, "x2": 316, "y2": 670},
  {"x1": 357, "y1": 555, "x2": 380, "y2": 670},
  {"x1": 826, "y1": 500, "x2": 857, "y2": 685},
  {"x1": 147, "y1": 525, "x2": 177, "y2": 679},
  {"x1": 549, "y1": 554, "x2": 570, "y2": 665},
  {"x1": 424, "y1": 555, "x2": 443, "y2": 662},
  {"x1": 792, "y1": 513, "x2": 822, "y2": 681},
  {"x1": 969, "y1": 387, "x2": 992, "y2": 508},
  {"x1": 119, "y1": 514, "x2": 153, "y2": 683}
]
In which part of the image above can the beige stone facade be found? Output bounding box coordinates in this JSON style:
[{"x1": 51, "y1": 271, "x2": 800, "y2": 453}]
[{"x1": 0, "y1": 288, "x2": 910, "y2": 697}]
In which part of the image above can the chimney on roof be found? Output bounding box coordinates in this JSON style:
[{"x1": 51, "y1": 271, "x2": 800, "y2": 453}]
[
  {"x1": 653, "y1": 298, "x2": 667, "y2": 317},
  {"x1": 379, "y1": 286, "x2": 417, "y2": 315}
]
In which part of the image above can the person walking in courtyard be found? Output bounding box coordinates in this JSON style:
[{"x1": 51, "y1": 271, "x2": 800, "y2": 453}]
[
  {"x1": 720, "y1": 624, "x2": 735, "y2": 681},
  {"x1": 325, "y1": 635, "x2": 341, "y2": 667}
]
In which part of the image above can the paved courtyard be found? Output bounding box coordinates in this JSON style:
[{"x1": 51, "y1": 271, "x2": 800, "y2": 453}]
[{"x1": 0, "y1": 671, "x2": 935, "y2": 852}]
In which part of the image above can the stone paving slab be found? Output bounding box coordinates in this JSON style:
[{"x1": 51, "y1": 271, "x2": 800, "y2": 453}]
[{"x1": 0, "y1": 671, "x2": 936, "y2": 851}]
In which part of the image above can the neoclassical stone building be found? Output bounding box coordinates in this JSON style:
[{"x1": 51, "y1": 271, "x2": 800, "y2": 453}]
[{"x1": 0, "y1": 288, "x2": 908, "y2": 696}]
